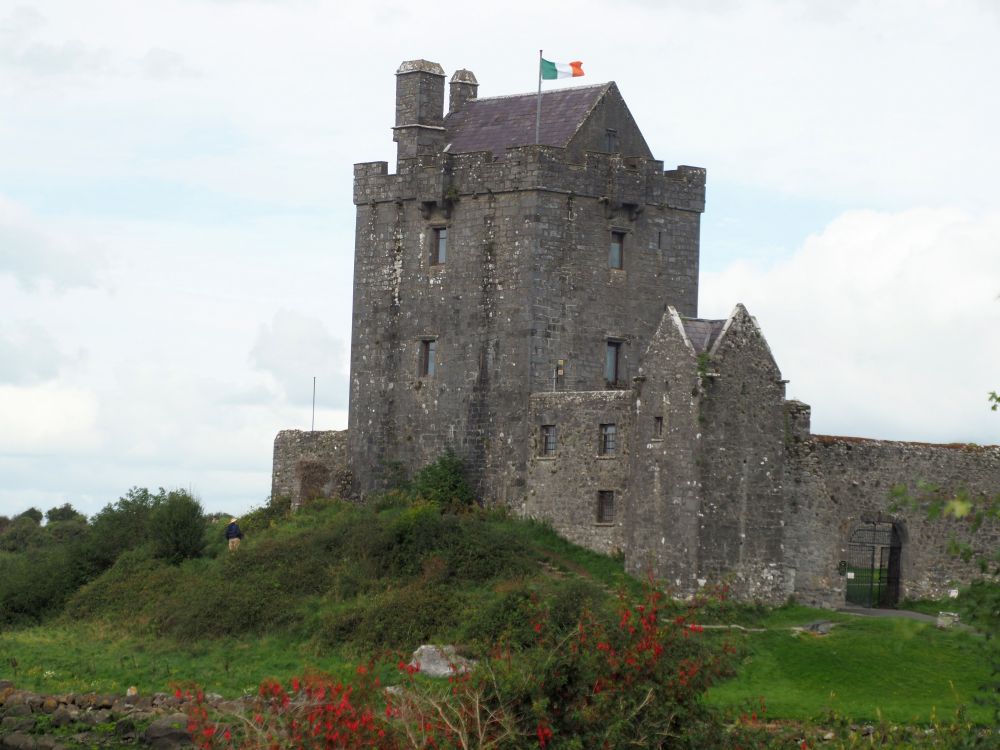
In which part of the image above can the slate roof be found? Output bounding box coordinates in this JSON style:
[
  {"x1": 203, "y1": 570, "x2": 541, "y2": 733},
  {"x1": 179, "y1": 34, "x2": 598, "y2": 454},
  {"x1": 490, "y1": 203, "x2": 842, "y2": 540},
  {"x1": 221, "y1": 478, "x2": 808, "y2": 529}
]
[
  {"x1": 444, "y1": 83, "x2": 610, "y2": 156},
  {"x1": 682, "y1": 318, "x2": 726, "y2": 354}
]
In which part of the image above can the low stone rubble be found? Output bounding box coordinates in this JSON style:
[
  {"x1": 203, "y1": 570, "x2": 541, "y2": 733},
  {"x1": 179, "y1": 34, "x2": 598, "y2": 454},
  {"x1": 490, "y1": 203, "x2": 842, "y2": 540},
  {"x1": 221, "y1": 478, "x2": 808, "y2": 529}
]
[{"x1": 0, "y1": 680, "x2": 240, "y2": 750}]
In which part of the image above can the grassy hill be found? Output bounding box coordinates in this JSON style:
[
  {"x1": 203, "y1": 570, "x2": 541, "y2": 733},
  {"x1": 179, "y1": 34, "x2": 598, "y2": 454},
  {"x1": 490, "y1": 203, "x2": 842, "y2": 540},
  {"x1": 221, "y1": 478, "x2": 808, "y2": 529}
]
[{"x1": 0, "y1": 487, "x2": 994, "y2": 735}]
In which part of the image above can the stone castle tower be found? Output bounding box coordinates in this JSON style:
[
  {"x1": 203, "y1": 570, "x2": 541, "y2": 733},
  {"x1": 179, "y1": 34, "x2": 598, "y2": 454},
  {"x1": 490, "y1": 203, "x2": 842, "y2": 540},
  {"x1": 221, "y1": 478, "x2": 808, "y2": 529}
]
[
  {"x1": 273, "y1": 59, "x2": 1000, "y2": 608},
  {"x1": 349, "y1": 59, "x2": 703, "y2": 505}
]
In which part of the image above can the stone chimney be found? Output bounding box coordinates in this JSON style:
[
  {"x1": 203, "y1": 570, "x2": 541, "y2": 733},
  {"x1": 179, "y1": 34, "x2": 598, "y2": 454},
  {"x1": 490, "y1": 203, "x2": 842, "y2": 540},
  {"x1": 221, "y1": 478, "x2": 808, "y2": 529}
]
[
  {"x1": 784, "y1": 400, "x2": 812, "y2": 444},
  {"x1": 393, "y1": 59, "x2": 446, "y2": 167},
  {"x1": 449, "y1": 69, "x2": 478, "y2": 114}
]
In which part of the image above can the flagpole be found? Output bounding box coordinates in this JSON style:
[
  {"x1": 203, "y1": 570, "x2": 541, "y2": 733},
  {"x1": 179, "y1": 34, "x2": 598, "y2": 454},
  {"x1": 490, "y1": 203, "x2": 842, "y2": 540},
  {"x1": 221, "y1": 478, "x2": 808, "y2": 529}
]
[{"x1": 535, "y1": 49, "x2": 542, "y2": 145}]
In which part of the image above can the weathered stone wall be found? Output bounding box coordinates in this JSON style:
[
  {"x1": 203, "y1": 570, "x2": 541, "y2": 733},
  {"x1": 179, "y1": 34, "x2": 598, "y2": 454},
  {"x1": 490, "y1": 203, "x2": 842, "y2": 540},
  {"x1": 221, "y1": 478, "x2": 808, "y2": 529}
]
[
  {"x1": 785, "y1": 431, "x2": 1000, "y2": 607},
  {"x1": 697, "y1": 307, "x2": 790, "y2": 603},
  {"x1": 625, "y1": 309, "x2": 703, "y2": 592},
  {"x1": 271, "y1": 429, "x2": 350, "y2": 510},
  {"x1": 525, "y1": 390, "x2": 633, "y2": 554},
  {"x1": 563, "y1": 83, "x2": 653, "y2": 162}
]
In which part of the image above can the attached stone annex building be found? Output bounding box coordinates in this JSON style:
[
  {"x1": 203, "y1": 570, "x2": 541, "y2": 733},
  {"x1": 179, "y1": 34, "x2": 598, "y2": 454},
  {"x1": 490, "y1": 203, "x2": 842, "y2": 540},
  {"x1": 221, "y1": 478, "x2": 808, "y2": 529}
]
[{"x1": 272, "y1": 59, "x2": 1000, "y2": 608}]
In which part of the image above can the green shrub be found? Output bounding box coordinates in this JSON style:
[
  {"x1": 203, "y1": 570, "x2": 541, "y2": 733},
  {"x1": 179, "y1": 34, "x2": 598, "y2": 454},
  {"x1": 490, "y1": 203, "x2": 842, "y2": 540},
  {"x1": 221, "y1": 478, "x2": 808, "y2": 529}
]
[
  {"x1": 461, "y1": 584, "x2": 538, "y2": 647},
  {"x1": 240, "y1": 494, "x2": 292, "y2": 536},
  {"x1": 0, "y1": 542, "x2": 94, "y2": 625},
  {"x1": 409, "y1": 451, "x2": 476, "y2": 510},
  {"x1": 149, "y1": 491, "x2": 207, "y2": 564},
  {"x1": 319, "y1": 582, "x2": 466, "y2": 651},
  {"x1": 63, "y1": 545, "x2": 177, "y2": 622}
]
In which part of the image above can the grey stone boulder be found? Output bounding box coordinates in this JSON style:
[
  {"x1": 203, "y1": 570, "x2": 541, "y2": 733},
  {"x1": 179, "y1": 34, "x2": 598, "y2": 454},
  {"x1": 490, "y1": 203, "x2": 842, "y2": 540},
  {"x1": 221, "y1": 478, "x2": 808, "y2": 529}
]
[
  {"x1": 0, "y1": 733, "x2": 36, "y2": 750},
  {"x1": 410, "y1": 645, "x2": 476, "y2": 678},
  {"x1": 115, "y1": 717, "x2": 138, "y2": 740},
  {"x1": 1, "y1": 716, "x2": 35, "y2": 732},
  {"x1": 49, "y1": 706, "x2": 79, "y2": 728},
  {"x1": 2, "y1": 704, "x2": 31, "y2": 718},
  {"x1": 143, "y1": 713, "x2": 193, "y2": 750}
]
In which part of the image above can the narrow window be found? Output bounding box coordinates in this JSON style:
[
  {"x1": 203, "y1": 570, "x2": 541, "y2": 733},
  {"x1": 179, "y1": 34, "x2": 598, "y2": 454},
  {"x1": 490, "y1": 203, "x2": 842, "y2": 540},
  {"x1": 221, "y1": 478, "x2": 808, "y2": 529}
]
[
  {"x1": 605, "y1": 340, "x2": 621, "y2": 383},
  {"x1": 599, "y1": 423, "x2": 617, "y2": 455},
  {"x1": 420, "y1": 339, "x2": 437, "y2": 376},
  {"x1": 431, "y1": 227, "x2": 447, "y2": 265},
  {"x1": 597, "y1": 491, "x2": 615, "y2": 523},
  {"x1": 657, "y1": 230, "x2": 666, "y2": 250},
  {"x1": 609, "y1": 230, "x2": 625, "y2": 269},
  {"x1": 540, "y1": 425, "x2": 557, "y2": 456},
  {"x1": 605, "y1": 129, "x2": 618, "y2": 153},
  {"x1": 653, "y1": 416, "x2": 664, "y2": 439}
]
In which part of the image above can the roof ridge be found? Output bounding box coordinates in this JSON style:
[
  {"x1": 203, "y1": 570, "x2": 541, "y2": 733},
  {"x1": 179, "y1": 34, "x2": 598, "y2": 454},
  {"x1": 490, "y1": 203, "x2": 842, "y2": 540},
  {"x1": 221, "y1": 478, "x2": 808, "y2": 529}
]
[{"x1": 470, "y1": 82, "x2": 611, "y2": 103}]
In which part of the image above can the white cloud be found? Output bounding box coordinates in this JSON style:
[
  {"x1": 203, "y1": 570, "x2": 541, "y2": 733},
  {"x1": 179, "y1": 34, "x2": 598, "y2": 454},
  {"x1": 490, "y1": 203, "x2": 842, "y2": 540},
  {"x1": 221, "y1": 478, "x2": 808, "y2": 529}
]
[
  {"x1": 701, "y1": 208, "x2": 1000, "y2": 444},
  {"x1": 0, "y1": 320, "x2": 79, "y2": 385},
  {"x1": 0, "y1": 384, "x2": 101, "y2": 454},
  {"x1": 250, "y1": 310, "x2": 347, "y2": 407},
  {"x1": 0, "y1": 197, "x2": 102, "y2": 289}
]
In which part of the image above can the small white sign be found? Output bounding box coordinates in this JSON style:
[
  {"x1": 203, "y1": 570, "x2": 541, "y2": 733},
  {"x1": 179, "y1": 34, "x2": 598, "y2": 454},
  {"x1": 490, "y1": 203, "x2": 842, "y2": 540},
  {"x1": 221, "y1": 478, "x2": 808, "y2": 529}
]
[{"x1": 846, "y1": 571, "x2": 855, "y2": 579}]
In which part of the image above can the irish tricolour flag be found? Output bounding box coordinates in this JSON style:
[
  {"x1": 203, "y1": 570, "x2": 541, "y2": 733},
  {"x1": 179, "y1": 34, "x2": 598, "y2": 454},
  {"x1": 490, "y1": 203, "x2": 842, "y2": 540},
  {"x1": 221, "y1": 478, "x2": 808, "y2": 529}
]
[{"x1": 540, "y1": 58, "x2": 584, "y2": 80}]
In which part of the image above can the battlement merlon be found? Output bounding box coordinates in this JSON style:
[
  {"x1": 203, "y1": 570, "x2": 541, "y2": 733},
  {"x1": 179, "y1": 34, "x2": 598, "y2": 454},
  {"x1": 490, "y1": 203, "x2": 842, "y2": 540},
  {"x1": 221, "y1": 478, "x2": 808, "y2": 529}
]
[{"x1": 353, "y1": 150, "x2": 706, "y2": 214}]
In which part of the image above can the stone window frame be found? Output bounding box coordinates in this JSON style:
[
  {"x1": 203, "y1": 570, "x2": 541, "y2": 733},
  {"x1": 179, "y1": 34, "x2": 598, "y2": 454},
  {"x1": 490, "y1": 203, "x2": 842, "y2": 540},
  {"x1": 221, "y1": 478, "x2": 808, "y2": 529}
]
[
  {"x1": 604, "y1": 129, "x2": 619, "y2": 153},
  {"x1": 598, "y1": 423, "x2": 617, "y2": 456},
  {"x1": 419, "y1": 337, "x2": 438, "y2": 377},
  {"x1": 430, "y1": 226, "x2": 448, "y2": 266},
  {"x1": 596, "y1": 490, "x2": 615, "y2": 524},
  {"x1": 605, "y1": 339, "x2": 624, "y2": 386},
  {"x1": 540, "y1": 424, "x2": 557, "y2": 457},
  {"x1": 652, "y1": 415, "x2": 664, "y2": 440},
  {"x1": 609, "y1": 229, "x2": 625, "y2": 270}
]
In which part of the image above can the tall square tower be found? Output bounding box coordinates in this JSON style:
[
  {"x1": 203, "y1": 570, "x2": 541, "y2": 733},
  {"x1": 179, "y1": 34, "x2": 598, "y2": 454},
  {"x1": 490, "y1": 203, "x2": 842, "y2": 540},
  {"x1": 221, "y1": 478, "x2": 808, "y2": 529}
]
[{"x1": 348, "y1": 59, "x2": 706, "y2": 503}]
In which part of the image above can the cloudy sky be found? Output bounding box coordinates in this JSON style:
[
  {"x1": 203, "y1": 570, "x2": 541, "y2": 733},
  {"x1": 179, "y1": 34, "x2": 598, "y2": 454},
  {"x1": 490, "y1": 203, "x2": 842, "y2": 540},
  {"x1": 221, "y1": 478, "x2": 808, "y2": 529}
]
[{"x1": 2, "y1": 0, "x2": 998, "y2": 519}]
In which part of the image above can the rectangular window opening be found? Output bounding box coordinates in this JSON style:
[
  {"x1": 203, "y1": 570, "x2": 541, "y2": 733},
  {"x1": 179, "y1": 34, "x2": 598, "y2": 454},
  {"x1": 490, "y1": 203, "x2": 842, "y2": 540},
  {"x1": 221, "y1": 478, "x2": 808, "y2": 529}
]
[
  {"x1": 605, "y1": 129, "x2": 619, "y2": 153},
  {"x1": 431, "y1": 227, "x2": 448, "y2": 265},
  {"x1": 540, "y1": 425, "x2": 557, "y2": 456},
  {"x1": 609, "y1": 230, "x2": 625, "y2": 269},
  {"x1": 653, "y1": 416, "x2": 664, "y2": 439},
  {"x1": 599, "y1": 423, "x2": 617, "y2": 456},
  {"x1": 597, "y1": 491, "x2": 615, "y2": 523},
  {"x1": 420, "y1": 339, "x2": 437, "y2": 377},
  {"x1": 605, "y1": 340, "x2": 622, "y2": 383}
]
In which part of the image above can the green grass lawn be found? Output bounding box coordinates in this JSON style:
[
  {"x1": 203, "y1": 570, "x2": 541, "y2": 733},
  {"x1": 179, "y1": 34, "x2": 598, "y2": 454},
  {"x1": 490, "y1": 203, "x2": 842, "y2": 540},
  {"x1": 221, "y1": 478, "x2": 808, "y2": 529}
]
[
  {"x1": 706, "y1": 613, "x2": 992, "y2": 724},
  {"x1": 3, "y1": 603, "x2": 991, "y2": 729},
  {"x1": 0, "y1": 623, "x2": 361, "y2": 697}
]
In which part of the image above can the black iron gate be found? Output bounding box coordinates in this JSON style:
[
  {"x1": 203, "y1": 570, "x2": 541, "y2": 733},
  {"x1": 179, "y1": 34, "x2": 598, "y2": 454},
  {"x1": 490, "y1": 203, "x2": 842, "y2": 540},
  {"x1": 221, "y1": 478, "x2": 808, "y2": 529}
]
[{"x1": 845, "y1": 522, "x2": 901, "y2": 608}]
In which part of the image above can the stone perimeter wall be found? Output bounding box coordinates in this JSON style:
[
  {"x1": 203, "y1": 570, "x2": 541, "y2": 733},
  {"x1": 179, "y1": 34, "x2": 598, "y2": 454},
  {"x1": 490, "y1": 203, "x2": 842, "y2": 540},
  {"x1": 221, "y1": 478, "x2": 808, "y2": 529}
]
[
  {"x1": 786, "y1": 433, "x2": 1000, "y2": 607},
  {"x1": 271, "y1": 429, "x2": 350, "y2": 509}
]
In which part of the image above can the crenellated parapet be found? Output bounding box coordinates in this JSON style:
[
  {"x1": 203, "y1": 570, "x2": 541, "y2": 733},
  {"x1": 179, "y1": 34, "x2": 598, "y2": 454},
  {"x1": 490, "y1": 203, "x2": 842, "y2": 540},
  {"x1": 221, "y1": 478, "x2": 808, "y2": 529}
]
[{"x1": 354, "y1": 148, "x2": 705, "y2": 216}]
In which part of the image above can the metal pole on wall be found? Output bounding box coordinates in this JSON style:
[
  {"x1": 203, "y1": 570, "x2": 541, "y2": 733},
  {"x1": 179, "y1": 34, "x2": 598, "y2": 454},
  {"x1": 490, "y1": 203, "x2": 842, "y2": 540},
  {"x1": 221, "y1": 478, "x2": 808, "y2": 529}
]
[{"x1": 311, "y1": 376, "x2": 316, "y2": 432}]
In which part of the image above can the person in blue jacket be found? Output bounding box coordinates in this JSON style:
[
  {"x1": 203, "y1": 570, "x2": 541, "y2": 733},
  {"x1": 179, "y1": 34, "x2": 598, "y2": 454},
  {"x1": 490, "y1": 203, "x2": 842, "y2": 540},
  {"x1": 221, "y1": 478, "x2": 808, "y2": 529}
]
[{"x1": 225, "y1": 518, "x2": 244, "y2": 551}]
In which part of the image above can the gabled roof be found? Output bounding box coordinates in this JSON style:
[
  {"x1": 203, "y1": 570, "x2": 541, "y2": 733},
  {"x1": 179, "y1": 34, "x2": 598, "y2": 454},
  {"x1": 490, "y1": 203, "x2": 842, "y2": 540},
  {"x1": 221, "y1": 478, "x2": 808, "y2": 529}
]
[
  {"x1": 682, "y1": 318, "x2": 726, "y2": 354},
  {"x1": 444, "y1": 83, "x2": 610, "y2": 156}
]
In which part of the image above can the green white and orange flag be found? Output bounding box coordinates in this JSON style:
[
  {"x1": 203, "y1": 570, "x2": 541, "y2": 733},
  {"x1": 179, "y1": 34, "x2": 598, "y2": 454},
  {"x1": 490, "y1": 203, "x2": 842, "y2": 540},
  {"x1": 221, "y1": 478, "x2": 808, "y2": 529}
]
[{"x1": 540, "y1": 57, "x2": 584, "y2": 80}]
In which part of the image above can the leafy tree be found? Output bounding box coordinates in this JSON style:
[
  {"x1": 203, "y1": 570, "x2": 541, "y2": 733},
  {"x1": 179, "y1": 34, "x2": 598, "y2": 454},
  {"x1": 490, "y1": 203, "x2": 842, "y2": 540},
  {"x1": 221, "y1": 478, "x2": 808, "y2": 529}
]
[
  {"x1": 85, "y1": 487, "x2": 161, "y2": 569},
  {"x1": 149, "y1": 490, "x2": 207, "y2": 564},
  {"x1": 45, "y1": 503, "x2": 85, "y2": 524},
  {"x1": 0, "y1": 515, "x2": 46, "y2": 552},
  {"x1": 17, "y1": 507, "x2": 43, "y2": 524}
]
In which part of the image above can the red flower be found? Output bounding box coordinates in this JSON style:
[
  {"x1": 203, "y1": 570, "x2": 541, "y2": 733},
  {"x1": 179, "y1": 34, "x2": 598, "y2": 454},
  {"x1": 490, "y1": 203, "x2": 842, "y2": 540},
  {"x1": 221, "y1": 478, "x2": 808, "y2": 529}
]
[{"x1": 536, "y1": 723, "x2": 553, "y2": 747}]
